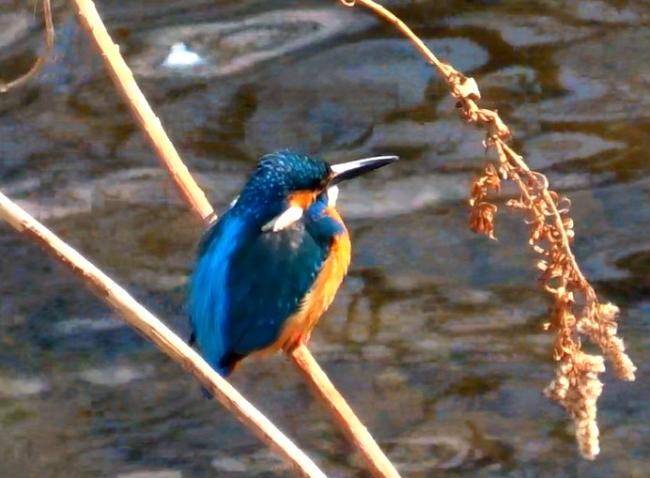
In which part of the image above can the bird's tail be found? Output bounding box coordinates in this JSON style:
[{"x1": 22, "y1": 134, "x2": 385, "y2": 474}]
[
  {"x1": 218, "y1": 351, "x2": 245, "y2": 376},
  {"x1": 198, "y1": 352, "x2": 245, "y2": 399}
]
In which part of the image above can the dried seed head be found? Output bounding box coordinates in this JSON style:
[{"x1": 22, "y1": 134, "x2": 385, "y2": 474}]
[
  {"x1": 467, "y1": 137, "x2": 636, "y2": 459},
  {"x1": 469, "y1": 201, "x2": 498, "y2": 239},
  {"x1": 439, "y1": 7, "x2": 639, "y2": 456}
]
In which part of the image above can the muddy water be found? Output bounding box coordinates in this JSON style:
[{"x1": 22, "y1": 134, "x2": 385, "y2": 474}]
[{"x1": 1, "y1": 1, "x2": 649, "y2": 477}]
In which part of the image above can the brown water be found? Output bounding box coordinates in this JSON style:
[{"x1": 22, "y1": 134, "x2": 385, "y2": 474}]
[{"x1": 1, "y1": 1, "x2": 649, "y2": 477}]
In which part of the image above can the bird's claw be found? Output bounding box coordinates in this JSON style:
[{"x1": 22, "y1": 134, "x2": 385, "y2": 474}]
[{"x1": 283, "y1": 331, "x2": 312, "y2": 352}]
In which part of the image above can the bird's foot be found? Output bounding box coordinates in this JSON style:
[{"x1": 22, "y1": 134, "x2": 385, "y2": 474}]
[
  {"x1": 283, "y1": 331, "x2": 312, "y2": 353},
  {"x1": 302, "y1": 331, "x2": 312, "y2": 345}
]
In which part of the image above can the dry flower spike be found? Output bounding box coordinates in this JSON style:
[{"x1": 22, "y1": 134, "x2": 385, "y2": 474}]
[
  {"x1": 475, "y1": 120, "x2": 637, "y2": 460},
  {"x1": 342, "y1": 0, "x2": 638, "y2": 459},
  {"x1": 462, "y1": 36, "x2": 637, "y2": 465}
]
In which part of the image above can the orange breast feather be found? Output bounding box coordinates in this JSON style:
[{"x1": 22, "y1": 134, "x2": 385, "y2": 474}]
[{"x1": 277, "y1": 206, "x2": 351, "y2": 351}]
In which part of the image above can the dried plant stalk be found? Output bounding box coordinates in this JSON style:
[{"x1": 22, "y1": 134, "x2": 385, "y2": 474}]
[
  {"x1": 341, "y1": 0, "x2": 637, "y2": 459},
  {"x1": 290, "y1": 345, "x2": 400, "y2": 478},
  {"x1": 71, "y1": 0, "x2": 399, "y2": 476},
  {"x1": 0, "y1": 0, "x2": 53, "y2": 93},
  {"x1": 0, "y1": 190, "x2": 326, "y2": 478}
]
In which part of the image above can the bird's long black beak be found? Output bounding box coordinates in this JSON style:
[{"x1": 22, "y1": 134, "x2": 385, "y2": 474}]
[{"x1": 329, "y1": 155, "x2": 398, "y2": 185}]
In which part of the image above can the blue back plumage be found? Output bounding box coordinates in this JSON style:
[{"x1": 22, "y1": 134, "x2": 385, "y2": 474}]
[{"x1": 189, "y1": 152, "x2": 341, "y2": 376}]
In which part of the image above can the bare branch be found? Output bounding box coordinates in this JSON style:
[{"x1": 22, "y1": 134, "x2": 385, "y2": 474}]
[
  {"x1": 290, "y1": 346, "x2": 400, "y2": 478},
  {"x1": 70, "y1": 0, "x2": 213, "y2": 222},
  {"x1": 0, "y1": 190, "x2": 326, "y2": 478}
]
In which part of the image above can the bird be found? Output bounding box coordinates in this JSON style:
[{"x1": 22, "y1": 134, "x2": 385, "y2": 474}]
[{"x1": 188, "y1": 150, "x2": 397, "y2": 376}]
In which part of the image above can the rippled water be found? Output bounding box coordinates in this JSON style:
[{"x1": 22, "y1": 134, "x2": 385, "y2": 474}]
[{"x1": 1, "y1": 1, "x2": 649, "y2": 477}]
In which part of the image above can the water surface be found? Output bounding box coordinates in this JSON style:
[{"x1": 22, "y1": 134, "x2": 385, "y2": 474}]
[{"x1": 1, "y1": 1, "x2": 649, "y2": 477}]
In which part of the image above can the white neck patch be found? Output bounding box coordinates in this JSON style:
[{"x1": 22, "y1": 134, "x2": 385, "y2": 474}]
[
  {"x1": 261, "y1": 186, "x2": 339, "y2": 233},
  {"x1": 262, "y1": 205, "x2": 304, "y2": 232},
  {"x1": 327, "y1": 186, "x2": 339, "y2": 207}
]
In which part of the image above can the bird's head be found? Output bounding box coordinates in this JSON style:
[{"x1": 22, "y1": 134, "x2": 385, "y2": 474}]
[{"x1": 232, "y1": 150, "x2": 397, "y2": 231}]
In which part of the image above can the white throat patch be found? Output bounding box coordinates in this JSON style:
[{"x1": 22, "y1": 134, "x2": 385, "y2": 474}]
[
  {"x1": 262, "y1": 205, "x2": 304, "y2": 232},
  {"x1": 261, "y1": 186, "x2": 339, "y2": 233},
  {"x1": 327, "y1": 186, "x2": 339, "y2": 207}
]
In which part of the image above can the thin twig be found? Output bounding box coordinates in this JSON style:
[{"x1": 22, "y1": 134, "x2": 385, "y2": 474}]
[
  {"x1": 0, "y1": 0, "x2": 54, "y2": 93},
  {"x1": 290, "y1": 346, "x2": 400, "y2": 478},
  {"x1": 0, "y1": 190, "x2": 326, "y2": 478},
  {"x1": 69, "y1": 0, "x2": 399, "y2": 476},
  {"x1": 340, "y1": 0, "x2": 636, "y2": 459}
]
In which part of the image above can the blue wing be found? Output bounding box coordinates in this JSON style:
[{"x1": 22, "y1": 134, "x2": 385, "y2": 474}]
[
  {"x1": 224, "y1": 218, "x2": 327, "y2": 356},
  {"x1": 189, "y1": 211, "x2": 245, "y2": 375}
]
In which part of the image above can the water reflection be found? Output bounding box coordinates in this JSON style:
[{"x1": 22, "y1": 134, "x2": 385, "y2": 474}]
[{"x1": 1, "y1": 1, "x2": 649, "y2": 477}]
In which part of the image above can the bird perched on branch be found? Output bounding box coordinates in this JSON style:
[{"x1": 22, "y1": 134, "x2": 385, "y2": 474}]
[{"x1": 189, "y1": 151, "x2": 397, "y2": 376}]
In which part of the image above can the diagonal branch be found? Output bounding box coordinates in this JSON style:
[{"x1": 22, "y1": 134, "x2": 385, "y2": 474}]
[
  {"x1": 69, "y1": 0, "x2": 399, "y2": 476},
  {"x1": 289, "y1": 345, "x2": 399, "y2": 478},
  {"x1": 71, "y1": 0, "x2": 213, "y2": 222},
  {"x1": 0, "y1": 190, "x2": 326, "y2": 478}
]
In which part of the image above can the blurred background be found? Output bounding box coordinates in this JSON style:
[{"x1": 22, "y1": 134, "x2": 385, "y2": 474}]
[{"x1": 0, "y1": 0, "x2": 649, "y2": 476}]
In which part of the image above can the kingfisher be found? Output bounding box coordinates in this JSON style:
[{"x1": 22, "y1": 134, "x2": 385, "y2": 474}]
[{"x1": 189, "y1": 150, "x2": 397, "y2": 376}]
